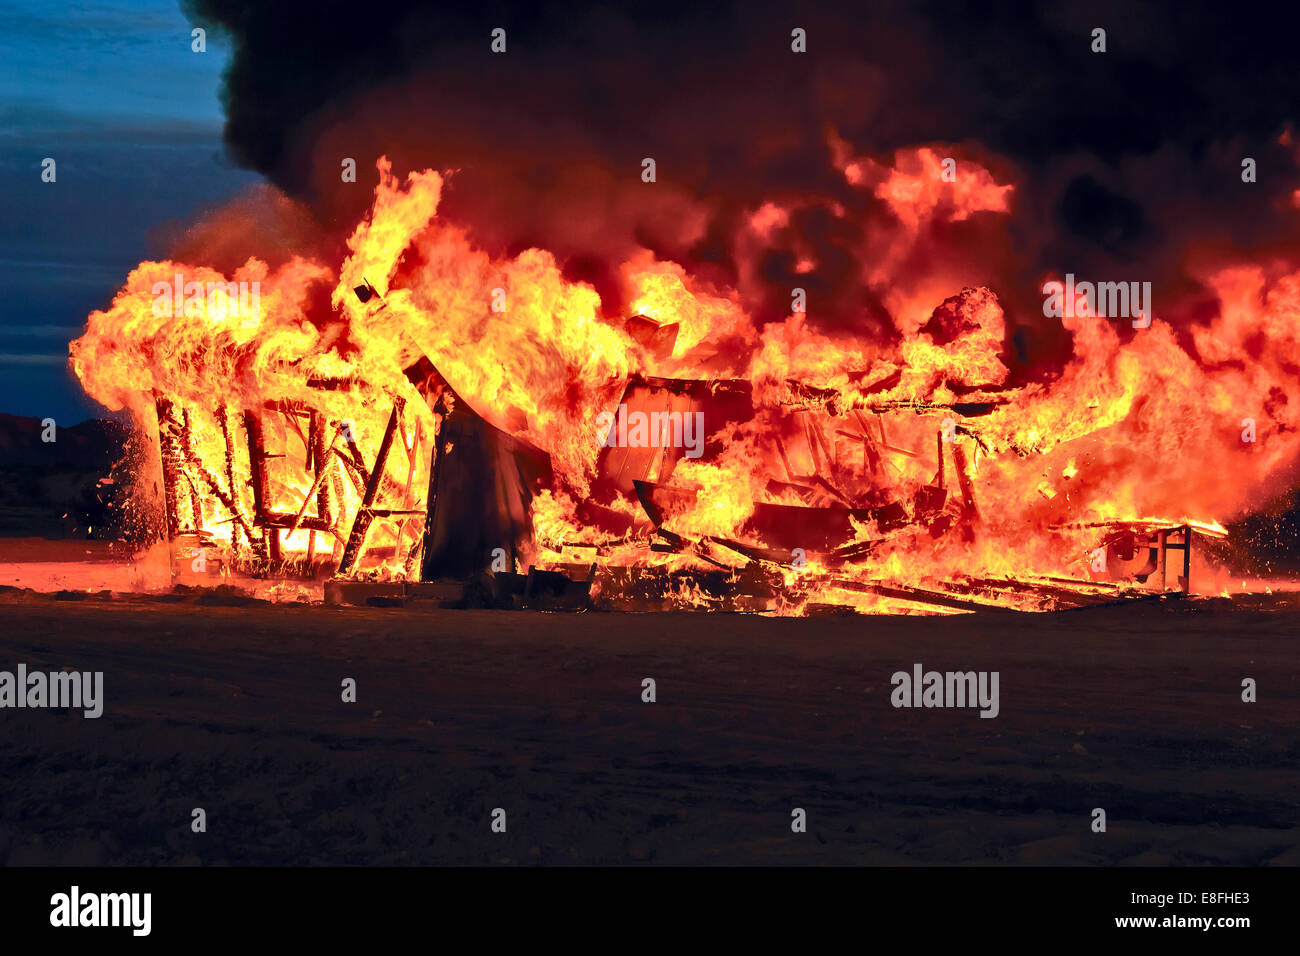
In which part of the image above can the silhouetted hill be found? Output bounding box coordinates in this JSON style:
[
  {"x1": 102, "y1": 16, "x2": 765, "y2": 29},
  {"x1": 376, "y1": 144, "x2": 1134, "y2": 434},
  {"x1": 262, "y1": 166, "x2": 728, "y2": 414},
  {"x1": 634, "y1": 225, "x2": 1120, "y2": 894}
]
[{"x1": 0, "y1": 414, "x2": 130, "y2": 537}]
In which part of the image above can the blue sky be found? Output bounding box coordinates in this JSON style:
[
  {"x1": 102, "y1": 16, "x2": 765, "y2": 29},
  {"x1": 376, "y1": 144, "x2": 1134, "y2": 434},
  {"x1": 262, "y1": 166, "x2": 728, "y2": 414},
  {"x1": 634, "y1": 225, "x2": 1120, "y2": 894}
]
[{"x1": 0, "y1": 0, "x2": 261, "y2": 423}]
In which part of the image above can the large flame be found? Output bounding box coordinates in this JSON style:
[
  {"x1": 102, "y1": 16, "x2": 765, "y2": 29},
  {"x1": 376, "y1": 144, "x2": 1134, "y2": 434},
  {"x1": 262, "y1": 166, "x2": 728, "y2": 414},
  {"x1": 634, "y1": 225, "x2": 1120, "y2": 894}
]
[{"x1": 69, "y1": 150, "x2": 1300, "y2": 611}]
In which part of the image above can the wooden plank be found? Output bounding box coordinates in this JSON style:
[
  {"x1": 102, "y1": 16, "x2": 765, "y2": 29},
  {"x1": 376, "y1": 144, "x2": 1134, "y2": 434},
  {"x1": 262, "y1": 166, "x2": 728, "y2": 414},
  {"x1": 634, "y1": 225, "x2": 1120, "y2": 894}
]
[
  {"x1": 337, "y1": 399, "x2": 404, "y2": 575},
  {"x1": 243, "y1": 409, "x2": 279, "y2": 562},
  {"x1": 826, "y1": 578, "x2": 1013, "y2": 614},
  {"x1": 154, "y1": 397, "x2": 183, "y2": 539}
]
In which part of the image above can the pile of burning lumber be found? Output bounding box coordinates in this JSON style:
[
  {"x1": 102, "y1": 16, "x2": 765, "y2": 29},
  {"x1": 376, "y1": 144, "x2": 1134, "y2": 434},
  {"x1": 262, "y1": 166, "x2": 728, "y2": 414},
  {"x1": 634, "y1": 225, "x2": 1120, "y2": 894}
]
[{"x1": 146, "y1": 307, "x2": 1222, "y2": 614}]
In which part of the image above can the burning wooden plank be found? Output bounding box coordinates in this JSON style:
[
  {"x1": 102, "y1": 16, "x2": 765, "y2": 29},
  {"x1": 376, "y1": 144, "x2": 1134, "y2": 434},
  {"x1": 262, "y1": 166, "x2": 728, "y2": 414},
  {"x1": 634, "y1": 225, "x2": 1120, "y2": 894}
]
[{"x1": 336, "y1": 398, "x2": 405, "y2": 575}]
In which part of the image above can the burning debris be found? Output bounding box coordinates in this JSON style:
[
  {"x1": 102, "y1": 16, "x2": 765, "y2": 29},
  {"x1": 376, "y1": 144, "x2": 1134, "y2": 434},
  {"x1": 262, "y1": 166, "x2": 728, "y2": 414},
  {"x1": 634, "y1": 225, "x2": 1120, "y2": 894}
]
[{"x1": 67, "y1": 158, "x2": 1292, "y2": 614}]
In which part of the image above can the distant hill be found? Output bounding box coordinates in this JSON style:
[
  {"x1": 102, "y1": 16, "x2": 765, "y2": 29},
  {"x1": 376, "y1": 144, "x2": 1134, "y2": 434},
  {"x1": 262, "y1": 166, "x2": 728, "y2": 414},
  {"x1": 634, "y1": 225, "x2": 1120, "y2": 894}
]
[{"x1": 0, "y1": 414, "x2": 131, "y2": 538}]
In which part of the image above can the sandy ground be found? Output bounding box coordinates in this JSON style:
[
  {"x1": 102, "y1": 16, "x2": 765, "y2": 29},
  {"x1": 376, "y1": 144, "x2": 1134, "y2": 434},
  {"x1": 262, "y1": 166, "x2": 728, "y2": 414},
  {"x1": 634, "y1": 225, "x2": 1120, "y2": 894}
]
[{"x1": 0, "y1": 579, "x2": 1296, "y2": 866}]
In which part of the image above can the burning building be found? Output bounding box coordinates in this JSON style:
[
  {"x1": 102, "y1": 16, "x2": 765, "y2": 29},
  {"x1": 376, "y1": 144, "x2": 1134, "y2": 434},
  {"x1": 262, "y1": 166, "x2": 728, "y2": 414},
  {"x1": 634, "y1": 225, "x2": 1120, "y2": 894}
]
[{"x1": 68, "y1": 156, "x2": 1300, "y2": 614}]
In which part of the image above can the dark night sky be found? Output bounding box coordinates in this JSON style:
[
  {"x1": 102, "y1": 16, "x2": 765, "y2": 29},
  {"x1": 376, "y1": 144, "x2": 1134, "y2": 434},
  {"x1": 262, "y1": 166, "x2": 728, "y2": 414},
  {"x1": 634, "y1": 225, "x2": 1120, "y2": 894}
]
[{"x1": 0, "y1": 0, "x2": 258, "y2": 424}]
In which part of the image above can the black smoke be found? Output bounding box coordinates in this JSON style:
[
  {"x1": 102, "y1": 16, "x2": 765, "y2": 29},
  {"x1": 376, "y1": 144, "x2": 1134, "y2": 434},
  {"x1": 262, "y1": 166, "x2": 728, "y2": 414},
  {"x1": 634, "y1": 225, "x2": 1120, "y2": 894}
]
[{"x1": 182, "y1": 0, "x2": 1300, "y2": 353}]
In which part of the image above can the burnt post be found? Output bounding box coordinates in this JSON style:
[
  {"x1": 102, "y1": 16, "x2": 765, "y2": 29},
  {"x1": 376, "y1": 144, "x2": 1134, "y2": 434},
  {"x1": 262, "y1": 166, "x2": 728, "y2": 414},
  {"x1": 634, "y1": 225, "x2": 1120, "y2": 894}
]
[
  {"x1": 154, "y1": 396, "x2": 183, "y2": 540},
  {"x1": 336, "y1": 398, "x2": 404, "y2": 575},
  {"x1": 244, "y1": 410, "x2": 280, "y2": 563},
  {"x1": 309, "y1": 411, "x2": 331, "y2": 527},
  {"x1": 218, "y1": 405, "x2": 246, "y2": 554},
  {"x1": 1156, "y1": 528, "x2": 1168, "y2": 591}
]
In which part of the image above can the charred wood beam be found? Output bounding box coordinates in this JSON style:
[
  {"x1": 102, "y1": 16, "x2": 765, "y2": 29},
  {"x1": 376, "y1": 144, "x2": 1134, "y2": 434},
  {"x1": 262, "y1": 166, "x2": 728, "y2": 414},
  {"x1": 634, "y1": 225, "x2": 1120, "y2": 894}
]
[
  {"x1": 243, "y1": 411, "x2": 266, "y2": 519},
  {"x1": 1033, "y1": 574, "x2": 1122, "y2": 590},
  {"x1": 778, "y1": 378, "x2": 1011, "y2": 418},
  {"x1": 827, "y1": 578, "x2": 1009, "y2": 614},
  {"x1": 333, "y1": 422, "x2": 407, "y2": 502},
  {"x1": 309, "y1": 411, "x2": 331, "y2": 526},
  {"x1": 337, "y1": 399, "x2": 404, "y2": 575},
  {"x1": 257, "y1": 513, "x2": 335, "y2": 531},
  {"x1": 785, "y1": 380, "x2": 844, "y2": 415},
  {"x1": 626, "y1": 374, "x2": 751, "y2": 399},
  {"x1": 154, "y1": 396, "x2": 183, "y2": 539},
  {"x1": 708, "y1": 536, "x2": 798, "y2": 565},
  {"x1": 160, "y1": 402, "x2": 267, "y2": 560},
  {"x1": 180, "y1": 468, "x2": 204, "y2": 532},
  {"x1": 949, "y1": 576, "x2": 1114, "y2": 608},
  {"x1": 177, "y1": 445, "x2": 259, "y2": 556},
  {"x1": 286, "y1": 444, "x2": 338, "y2": 538},
  {"x1": 394, "y1": 417, "x2": 422, "y2": 556},
  {"x1": 173, "y1": 408, "x2": 239, "y2": 535},
  {"x1": 951, "y1": 441, "x2": 979, "y2": 540},
  {"x1": 179, "y1": 409, "x2": 204, "y2": 531},
  {"x1": 218, "y1": 405, "x2": 248, "y2": 554},
  {"x1": 243, "y1": 410, "x2": 279, "y2": 562},
  {"x1": 334, "y1": 452, "x2": 407, "y2": 506},
  {"x1": 305, "y1": 375, "x2": 365, "y2": 391},
  {"x1": 328, "y1": 466, "x2": 350, "y2": 525},
  {"x1": 402, "y1": 537, "x2": 423, "y2": 578},
  {"x1": 649, "y1": 528, "x2": 732, "y2": 570},
  {"x1": 1050, "y1": 519, "x2": 1225, "y2": 539},
  {"x1": 332, "y1": 445, "x2": 369, "y2": 496},
  {"x1": 834, "y1": 539, "x2": 880, "y2": 562},
  {"x1": 396, "y1": 408, "x2": 411, "y2": 463},
  {"x1": 339, "y1": 422, "x2": 370, "y2": 485},
  {"x1": 272, "y1": 399, "x2": 313, "y2": 414},
  {"x1": 401, "y1": 416, "x2": 421, "y2": 496}
]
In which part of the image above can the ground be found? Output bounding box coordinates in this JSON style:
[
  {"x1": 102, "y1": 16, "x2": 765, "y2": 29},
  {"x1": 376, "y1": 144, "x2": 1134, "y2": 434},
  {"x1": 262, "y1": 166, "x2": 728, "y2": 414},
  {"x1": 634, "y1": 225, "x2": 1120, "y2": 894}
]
[{"x1": 0, "y1": 586, "x2": 1296, "y2": 866}]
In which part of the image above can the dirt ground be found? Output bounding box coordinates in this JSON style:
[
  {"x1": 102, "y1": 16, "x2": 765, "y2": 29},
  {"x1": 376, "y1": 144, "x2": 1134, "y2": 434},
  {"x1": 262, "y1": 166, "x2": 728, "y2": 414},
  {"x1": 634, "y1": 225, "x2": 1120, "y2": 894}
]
[{"x1": 0, "y1": 586, "x2": 1296, "y2": 866}]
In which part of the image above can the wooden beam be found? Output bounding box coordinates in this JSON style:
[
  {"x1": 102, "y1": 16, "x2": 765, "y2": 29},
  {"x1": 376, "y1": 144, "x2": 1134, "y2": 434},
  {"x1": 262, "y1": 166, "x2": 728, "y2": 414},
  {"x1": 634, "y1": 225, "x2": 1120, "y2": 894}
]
[
  {"x1": 309, "y1": 411, "x2": 331, "y2": 525},
  {"x1": 286, "y1": 440, "x2": 338, "y2": 536},
  {"x1": 218, "y1": 405, "x2": 247, "y2": 554},
  {"x1": 243, "y1": 410, "x2": 279, "y2": 562},
  {"x1": 154, "y1": 397, "x2": 183, "y2": 539},
  {"x1": 337, "y1": 399, "x2": 404, "y2": 575}
]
